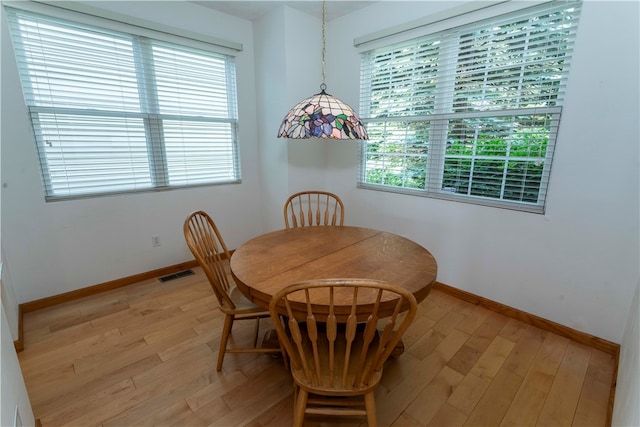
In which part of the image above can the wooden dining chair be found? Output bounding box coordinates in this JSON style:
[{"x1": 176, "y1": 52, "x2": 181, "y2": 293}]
[
  {"x1": 283, "y1": 190, "x2": 344, "y2": 229},
  {"x1": 184, "y1": 210, "x2": 281, "y2": 371},
  {"x1": 269, "y1": 278, "x2": 418, "y2": 427}
]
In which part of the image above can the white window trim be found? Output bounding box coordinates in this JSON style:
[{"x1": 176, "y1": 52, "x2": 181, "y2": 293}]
[
  {"x1": 354, "y1": 1, "x2": 549, "y2": 52},
  {"x1": 6, "y1": 4, "x2": 242, "y2": 201},
  {"x1": 357, "y1": 1, "x2": 580, "y2": 214},
  {"x1": 4, "y1": 0, "x2": 242, "y2": 54}
]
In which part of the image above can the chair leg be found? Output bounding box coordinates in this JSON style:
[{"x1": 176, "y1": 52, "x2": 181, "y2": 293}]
[
  {"x1": 217, "y1": 314, "x2": 234, "y2": 371},
  {"x1": 293, "y1": 387, "x2": 308, "y2": 427},
  {"x1": 252, "y1": 317, "x2": 260, "y2": 348},
  {"x1": 364, "y1": 391, "x2": 377, "y2": 427},
  {"x1": 279, "y1": 314, "x2": 290, "y2": 369},
  {"x1": 280, "y1": 344, "x2": 289, "y2": 370}
]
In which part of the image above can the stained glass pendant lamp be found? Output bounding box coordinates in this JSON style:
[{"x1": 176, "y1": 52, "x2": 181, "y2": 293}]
[{"x1": 277, "y1": 1, "x2": 368, "y2": 140}]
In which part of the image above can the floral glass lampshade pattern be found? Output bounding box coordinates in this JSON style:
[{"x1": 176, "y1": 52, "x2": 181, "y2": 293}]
[{"x1": 278, "y1": 88, "x2": 368, "y2": 139}]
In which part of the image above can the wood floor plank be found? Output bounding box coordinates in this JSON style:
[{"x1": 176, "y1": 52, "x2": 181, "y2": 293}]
[
  {"x1": 499, "y1": 331, "x2": 571, "y2": 427},
  {"x1": 378, "y1": 329, "x2": 470, "y2": 426},
  {"x1": 23, "y1": 304, "x2": 82, "y2": 332},
  {"x1": 96, "y1": 347, "x2": 217, "y2": 427},
  {"x1": 468, "y1": 335, "x2": 516, "y2": 380},
  {"x1": 572, "y1": 352, "x2": 611, "y2": 427},
  {"x1": 532, "y1": 332, "x2": 571, "y2": 375},
  {"x1": 131, "y1": 344, "x2": 214, "y2": 388},
  {"x1": 453, "y1": 303, "x2": 492, "y2": 336},
  {"x1": 402, "y1": 314, "x2": 437, "y2": 348},
  {"x1": 446, "y1": 344, "x2": 482, "y2": 376},
  {"x1": 158, "y1": 323, "x2": 219, "y2": 362},
  {"x1": 404, "y1": 365, "x2": 465, "y2": 425},
  {"x1": 21, "y1": 320, "x2": 96, "y2": 351},
  {"x1": 447, "y1": 335, "x2": 515, "y2": 416},
  {"x1": 219, "y1": 364, "x2": 290, "y2": 410},
  {"x1": 464, "y1": 311, "x2": 509, "y2": 353},
  {"x1": 463, "y1": 368, "x2": 522, "y2": 426},
  {"x1": 244, "y1": 394, "x2": 295, "y2": 427},
  {"x1": 16, "y1": 267, "x2": 615, "y2": 427},
  {"x1": 498, "y1": 318, "x2": 532, "y2": 343},
  {"x1": 208, "y1": 372, "x2": 292, "y2": 426},
  {"x1": 446, "y1": 371, "x2": 490, "y2": 416},
  {"x1": 102, "y1": 372, "x2": 211, "y2": 427},
  {"x1": 501, "y1": 326, "x2": 547, "y2": 377},
  {"x1": 172, "y1": 396, "x2": 230, "y2": 427},
  {"x1": 133, "y1": 399, "x2": 194, "y2": 427},
  {"x1": 536, "y1": 342, "x2": 592, "y2": 426},
  {"x1": 71, "y1": 334, "x2": 150, "y2": 375},
  {"x1": 427, "y1": 402, "x2": 468, "y2": 427},
  {"x1": 77, "y1": 289, "x2": 129, "y2": 315},
  {"x1": 185, "y1": 370, "x2": 247, "y2": 412},
  {"x1": 20, "y1": 328, "x2": 123, "y2": 374},
  {"x1": 390, "y1": 413, "x2": 423, "y2": 427},
  {"x1": 49, "y1": 300, "x2": 131, "y2": 332},
  {"x1": 22, "y1": 363, "x2": 77, "y2": 407},
  {"x1": 422, "y1": 294, "x2": 459, "y2": 322},
  {"x1": 408, "y1": 311, "x2": 466, "y2": 360},
  {"x1": 34, "y1": 353, "x2": 163, "y2": 419},
  {"x1": 142, "y1": 315, "x2": 201, "y2": 345},
  {"x1": 40, "y1": 378, "x2": 136, "y2": 426},
  {"x1": 500, "y1": 371, "x2": 551, "y2": 427}
]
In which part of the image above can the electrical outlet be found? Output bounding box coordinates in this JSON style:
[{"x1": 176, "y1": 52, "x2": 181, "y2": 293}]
[{"x1": 152, "y1": 235, "x2": 161, "y2": 247}]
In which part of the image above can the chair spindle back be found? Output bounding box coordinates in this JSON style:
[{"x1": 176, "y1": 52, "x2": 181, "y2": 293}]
[
  {"x1": 270, "y1": 279, "x2": 417, "y2": 391},
  {"x1": 184, "y1": 211, "x2": 236, "y2": 310},
  {"x1": 284, "y1": 191, "x2": 344, "y2": 229}
]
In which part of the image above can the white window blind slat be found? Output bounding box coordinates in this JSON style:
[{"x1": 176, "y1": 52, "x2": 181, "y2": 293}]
[
  {"x1": 359, "y1": 1, "x2": 580, "y2": 213},
  {"x1": 6, "y1": 6, "x2": 240, "y2": 200}
]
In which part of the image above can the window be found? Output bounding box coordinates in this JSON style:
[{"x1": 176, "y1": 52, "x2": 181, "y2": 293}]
[
  {"x1": 6, "y1": 7, "x2": 240, "y2": 201},
  {"x1": 358, "y1": 2, "x2": 581, "y2": 213}
]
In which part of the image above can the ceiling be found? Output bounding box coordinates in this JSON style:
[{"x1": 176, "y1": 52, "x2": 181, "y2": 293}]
[{"x1": 191, "y1": 1, "x2": 376, "y2": 22}]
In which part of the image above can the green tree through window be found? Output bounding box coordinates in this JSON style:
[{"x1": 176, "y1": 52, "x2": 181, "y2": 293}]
[{"x1": 359, "y1": 2, "x2": 581, "y2": 213}]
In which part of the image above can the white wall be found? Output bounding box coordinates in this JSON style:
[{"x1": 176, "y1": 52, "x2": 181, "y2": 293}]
[
  {"x1": 254, "y1": 5, "x2": 341, "y2": 232},
  {"x1": 282, "y1": 7, "x2": 328, "y2": 200},
  {"x1": 1, "y1": 0, "x2": 637, "y2": 346},
  {"x1": 612, "y1": 280, "x2": 640, "y2": 426},
  {"x1": 0, "y1": 24, "x2": 35, "y2": 421},
  {"x1": 1, "y1": 251, "x2": 18, "y2": 340},
  {"x1": 1, "y1": 1, "x2": 264, "y2": 303},
  {"x1": 316, "y1": 1, "x2": 640, "y2": 344},
  {"x1": 0, "y1": 0, "x2": 638, "y2": 423},
  {"x1": 1, "y1": 304, "x2": 35, "y2": 427},
  {"x1": 254, "y1": 6, "x2": 289, "y2": 231}
]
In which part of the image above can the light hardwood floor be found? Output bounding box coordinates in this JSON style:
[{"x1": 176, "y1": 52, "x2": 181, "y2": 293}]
[{"x1": 18, "y1": 267, "x2": 615, "y2": 426}]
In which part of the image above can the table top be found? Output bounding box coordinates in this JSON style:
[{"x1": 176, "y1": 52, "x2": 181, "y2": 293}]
[{"x1": 230, "y1": 226, "x2": 437, "y2": 320}]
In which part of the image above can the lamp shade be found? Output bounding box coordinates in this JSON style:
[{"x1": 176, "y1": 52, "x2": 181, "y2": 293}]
[{"x1": 277, "y1": 89, "x2": 368, "y2": 140}]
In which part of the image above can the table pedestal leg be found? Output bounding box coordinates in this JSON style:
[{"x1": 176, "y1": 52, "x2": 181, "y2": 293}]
[{"x1": 390, "y1": 339, "x2": 405, "y2": 359}]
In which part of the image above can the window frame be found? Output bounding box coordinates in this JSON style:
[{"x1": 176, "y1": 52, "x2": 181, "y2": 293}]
[
  {"x1": 357, "y1": 2, "x2": 581, "y2": 214},
  {"x1": 5, "y1": 4, "x2": 243, "y2": 202}
]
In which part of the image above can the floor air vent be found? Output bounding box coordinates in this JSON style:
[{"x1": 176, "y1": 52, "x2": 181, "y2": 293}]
[{"x1": 158, "y1": 269, "x2": 195, "y2": 283}]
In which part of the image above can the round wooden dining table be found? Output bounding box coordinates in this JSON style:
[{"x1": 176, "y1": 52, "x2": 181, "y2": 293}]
[{"x1": 230, "y1": 226, "x2": 437, "y2": 321}]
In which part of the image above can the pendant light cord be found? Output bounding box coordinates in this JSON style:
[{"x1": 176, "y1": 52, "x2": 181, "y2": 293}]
[{"x1": 321, "y1": 0, "x2": 326, "y2": 92}]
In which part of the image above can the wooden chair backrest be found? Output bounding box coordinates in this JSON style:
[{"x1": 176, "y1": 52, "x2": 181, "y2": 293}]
[
  {"x1": 183, "y1": 210, "x2": 236, "y2": 310},
  {"x1": 283, "y1": 191, "x2": 344, "y2": 229},
  {"x1": 269, "y1": 278, "x2": 417, "y2": 391}
]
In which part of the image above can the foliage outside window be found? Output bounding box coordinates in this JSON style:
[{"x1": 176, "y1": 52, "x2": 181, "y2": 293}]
[
  {"x1": 6, "y1": 7, "x2": 240, "y2": 201},
  {"x1": 359, "y1": 2, "x2": 581, "y2": 213}
]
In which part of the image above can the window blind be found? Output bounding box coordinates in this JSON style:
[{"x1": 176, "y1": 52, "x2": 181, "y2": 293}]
[
  {"x1": 5, "y1": 6, "x2": 240, "y2": 200},
  {"x1": 358, "y1": 1, "x2": 581, "y2": 213}
]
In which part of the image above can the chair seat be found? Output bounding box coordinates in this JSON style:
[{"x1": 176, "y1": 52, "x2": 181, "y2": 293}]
[{"x1": 227, "y1": 283, "x2": 265, "y2": 312}]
